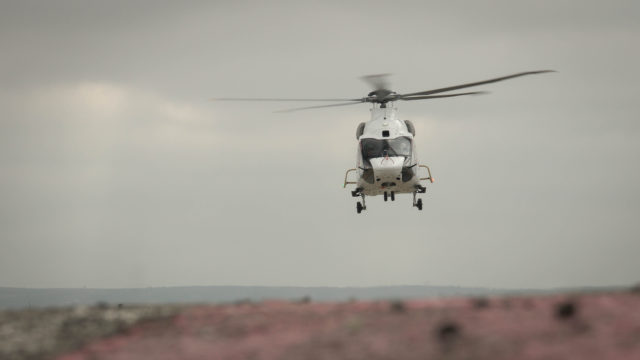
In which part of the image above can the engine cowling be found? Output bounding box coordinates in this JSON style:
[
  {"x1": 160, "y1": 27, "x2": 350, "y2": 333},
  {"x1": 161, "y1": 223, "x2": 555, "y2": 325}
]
[
  {"x1": 355, "y1": 122, "x2": 365, "y2": 139},
  {"x1": 404, "y1": 120, "x2": 415, "y2": 136}
]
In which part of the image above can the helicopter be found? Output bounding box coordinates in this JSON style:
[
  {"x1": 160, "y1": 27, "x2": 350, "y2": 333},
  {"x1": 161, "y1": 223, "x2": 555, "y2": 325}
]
[{"x1": 212, "y1": 70, "x2": 554, "y2": 214}]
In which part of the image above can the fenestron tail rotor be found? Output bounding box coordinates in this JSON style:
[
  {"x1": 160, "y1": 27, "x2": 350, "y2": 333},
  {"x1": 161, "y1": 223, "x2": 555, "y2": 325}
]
[
  {"x1": 361, "y1": 73, "x2": 391, "y2": 91},
  {"x1": 209, "y1": 70, "x2": 555, "y2": 111}
]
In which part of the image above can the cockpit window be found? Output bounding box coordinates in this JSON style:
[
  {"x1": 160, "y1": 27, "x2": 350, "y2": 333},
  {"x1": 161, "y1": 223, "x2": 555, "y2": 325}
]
[{"x1": 361, "y1": 137, "x2": 412, "y2": 160}]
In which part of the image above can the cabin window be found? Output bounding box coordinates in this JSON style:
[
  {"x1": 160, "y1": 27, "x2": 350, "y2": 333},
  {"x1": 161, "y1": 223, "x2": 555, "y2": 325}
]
[
  {"x1": 382, "y1": 130, "x2": 390, "y2": 137},
  {"x1": 361, "y1": 137, "x2": 412, "y2": 161}
]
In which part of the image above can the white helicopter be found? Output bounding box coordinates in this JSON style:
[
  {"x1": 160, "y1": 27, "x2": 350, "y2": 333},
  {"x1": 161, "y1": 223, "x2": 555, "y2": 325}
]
[{"x1": 213, "y1": 70, "x2": 553, "y2": 214}]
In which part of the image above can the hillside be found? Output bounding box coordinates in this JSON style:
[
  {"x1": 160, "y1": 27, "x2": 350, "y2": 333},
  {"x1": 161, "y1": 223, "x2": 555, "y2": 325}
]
[
  {"x1": 1, "y1": 288, "x2": 639, "y2": 359},
  {"x1": 0, "y1": 285, "x2": 516, "y2": 310}
]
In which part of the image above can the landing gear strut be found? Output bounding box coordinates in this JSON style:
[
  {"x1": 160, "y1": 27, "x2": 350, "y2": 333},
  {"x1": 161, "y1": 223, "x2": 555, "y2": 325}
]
[
  {"x1": 412, "y1": 192, "x2": 423, "y2": 211},
  {"x1": 356, "y1": 194, "x2": 367, "y2": 214}
]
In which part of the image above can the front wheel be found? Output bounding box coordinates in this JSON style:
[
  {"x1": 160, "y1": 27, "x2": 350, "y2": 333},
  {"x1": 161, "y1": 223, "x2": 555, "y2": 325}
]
[
  {"x1": 416, "y1": 198, "x2": 423, "y2": 210},
  {"x1": 357, "y1": 202, "x2": 363, "y2": 214}
]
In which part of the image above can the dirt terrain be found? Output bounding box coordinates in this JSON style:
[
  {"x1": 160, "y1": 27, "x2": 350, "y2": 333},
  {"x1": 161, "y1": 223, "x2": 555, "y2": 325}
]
[{"x1": 2, "y1": 289, "x2": 639, "y2": 360}]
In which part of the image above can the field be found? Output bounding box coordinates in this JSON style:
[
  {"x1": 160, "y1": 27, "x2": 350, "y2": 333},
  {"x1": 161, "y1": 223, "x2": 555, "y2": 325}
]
[{"x1": 2, "y1": 288, "x2": 639, "y2": 359}]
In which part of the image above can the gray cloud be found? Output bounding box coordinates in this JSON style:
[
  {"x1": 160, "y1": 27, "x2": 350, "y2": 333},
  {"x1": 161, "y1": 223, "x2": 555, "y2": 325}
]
[{"x1": 1, "y1": 0, "x2": 639, "y2": 289}]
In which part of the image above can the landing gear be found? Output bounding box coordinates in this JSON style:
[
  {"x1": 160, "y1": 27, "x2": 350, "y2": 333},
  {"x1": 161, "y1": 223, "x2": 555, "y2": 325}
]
[
  {"x1": 384, "y1": 191, "x2": 395, "y2": 202},
  {"x1": 356, "y1": 194, "x2": 367, "y2": 214},
  {"x1": 412, "y1": 192, "x2": 423, "y2": 211}
]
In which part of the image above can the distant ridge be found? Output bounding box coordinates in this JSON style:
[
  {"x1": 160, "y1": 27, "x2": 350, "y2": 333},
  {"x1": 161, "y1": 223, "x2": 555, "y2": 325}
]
[{"x1": 0, "y1": 285, "x2": 518, "y2": 309}]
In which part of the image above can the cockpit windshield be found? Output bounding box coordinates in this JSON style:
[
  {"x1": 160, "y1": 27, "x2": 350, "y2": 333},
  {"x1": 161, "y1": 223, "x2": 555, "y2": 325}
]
[{"x1": 361, "y1": 136, "x2": 412, "y2": 160}]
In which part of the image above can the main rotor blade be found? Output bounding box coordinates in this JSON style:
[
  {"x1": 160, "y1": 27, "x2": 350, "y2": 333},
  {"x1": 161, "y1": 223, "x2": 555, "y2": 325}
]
[
  {"x1": 400, "y1": 91, "x2": 488, "y2": 101},
  {"x1": 400, "y1": 70, "x2": 555, "y2": 97},
  {"x1": 276, "y1": 101, "x2": 365, "y2": 113},
  {"x1": 210, "y1": 97, "x2": 362, "y2": 102}
]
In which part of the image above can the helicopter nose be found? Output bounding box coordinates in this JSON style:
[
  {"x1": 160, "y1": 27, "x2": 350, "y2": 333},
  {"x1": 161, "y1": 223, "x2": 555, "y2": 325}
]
[{"x1": 369, "y1": 157, "x2": 404, "y2": 186}]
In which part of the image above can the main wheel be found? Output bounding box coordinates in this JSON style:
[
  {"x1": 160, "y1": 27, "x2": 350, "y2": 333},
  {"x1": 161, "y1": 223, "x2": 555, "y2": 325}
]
[
  {"x1": 357, "y1": 202, "x2": 363, "y2": 214},
  {"x1": 383, "y1": 192, "x2": 388, "y2": 202},
  {"x1": 390, "y1": 191, "x2": 395, "y2": 201},
  {"x1": 416, "y1": 198, "x2": 423, "y2": 210}
]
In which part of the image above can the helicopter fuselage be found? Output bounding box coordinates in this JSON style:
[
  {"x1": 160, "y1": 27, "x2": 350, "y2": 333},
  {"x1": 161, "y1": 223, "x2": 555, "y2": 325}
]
[
  {"x1": 356, "y1": 105, "x2": 422, "y2": 196},
  {"x1": 345, "y1": 103, "x2": 433, "y2": 214}
]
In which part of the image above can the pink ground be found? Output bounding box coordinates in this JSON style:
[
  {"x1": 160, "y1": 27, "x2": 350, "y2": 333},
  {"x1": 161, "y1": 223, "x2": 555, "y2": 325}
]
[{"x1": 58, "y1": 291, "x2": 640, "y2": 360}]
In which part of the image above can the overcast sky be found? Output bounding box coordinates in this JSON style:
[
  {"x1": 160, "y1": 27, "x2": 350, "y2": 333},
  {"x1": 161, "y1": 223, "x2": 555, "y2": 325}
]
[{"x1": 1, "y1": 0, "x2": 639, "y2": 289}]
